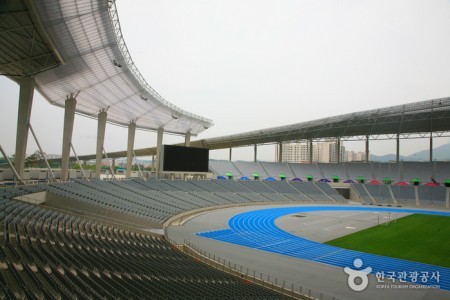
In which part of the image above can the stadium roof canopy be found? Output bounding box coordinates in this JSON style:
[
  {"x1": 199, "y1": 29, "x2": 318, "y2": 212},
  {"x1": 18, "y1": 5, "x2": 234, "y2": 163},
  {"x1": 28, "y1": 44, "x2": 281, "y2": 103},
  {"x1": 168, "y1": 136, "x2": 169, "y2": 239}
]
[
  {"x1": 0, "y1": 0, "x2": 213, "y2": 136},
  {"x1": 71, "y1": 97, "x2": 450, "y2": 160},
  {"x1": 203, "y1": 97, "x2": 450, "y2": 149}
]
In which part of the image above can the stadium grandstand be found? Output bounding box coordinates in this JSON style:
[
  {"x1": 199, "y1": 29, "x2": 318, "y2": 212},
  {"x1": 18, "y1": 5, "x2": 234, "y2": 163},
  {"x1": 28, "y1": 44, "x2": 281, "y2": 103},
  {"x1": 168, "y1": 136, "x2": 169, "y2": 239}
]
[{"x1": 1, "y1": 0, "x2": 450, "y2": 299}]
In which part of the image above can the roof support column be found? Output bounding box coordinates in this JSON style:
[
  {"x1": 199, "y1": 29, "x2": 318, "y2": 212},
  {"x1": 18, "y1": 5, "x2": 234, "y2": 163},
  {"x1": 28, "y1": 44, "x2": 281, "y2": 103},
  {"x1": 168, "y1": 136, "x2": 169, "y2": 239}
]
[
  {"x1": 151, "y1": 155, "x2": 155, "y2": 174},
  {"x1": 229, "y1": 148, "x2": 232, "y2": 161},
  {"x1": 156, "y1": 127, "x2": 164, "y2": 177},
  {"x1": 185, "y1": 131, "x2": 191, "y2": 147},
  {"x1": 254, "y1": 144, "x2": 257, "y2": 162},
  {"x1": 336, "y1": 139, "x2": 341, "y2": 163},
  {"x1": 429, "y1": 133, "x2": 433, "y2": 162},
  {"x1": 126, "y1": 122, "x2": 136, "y2": 178},
  {"x1": 278, "y1": 142, "x2": 283, "y2": 163},
  {"x1": 309, "y1": 139, "x2": 313, "y2": 164},
  {"x1": 95, "y1": 111, "x2": 107, "y2": 178},
  {"x1": 365, "y1": 135, "x2": 370, "y2": 163},
  {"x1": 15, "y1": 77, "x2": 35, "y2": 179},
  {"x1": 61, "y1": 95, "x2": 77, "y2": 181},
  {"x1": 396, "y1": 134, "x2": 400, "y2": 163}
]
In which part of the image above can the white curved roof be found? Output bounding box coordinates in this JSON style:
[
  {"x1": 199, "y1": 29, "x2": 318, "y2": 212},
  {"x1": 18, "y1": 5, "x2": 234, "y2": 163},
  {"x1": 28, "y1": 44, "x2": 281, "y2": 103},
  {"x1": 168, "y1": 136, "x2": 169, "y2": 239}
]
[{"x1": 32, "y1": 0, "x2": 213, "y2": 136}]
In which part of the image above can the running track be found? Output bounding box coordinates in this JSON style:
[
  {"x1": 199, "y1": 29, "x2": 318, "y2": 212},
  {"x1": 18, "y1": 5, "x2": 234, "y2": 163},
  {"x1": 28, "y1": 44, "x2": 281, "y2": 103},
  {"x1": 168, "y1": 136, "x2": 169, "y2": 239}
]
[{"x1": 196, "y1": 206, "x2": 450, "y2": 291}]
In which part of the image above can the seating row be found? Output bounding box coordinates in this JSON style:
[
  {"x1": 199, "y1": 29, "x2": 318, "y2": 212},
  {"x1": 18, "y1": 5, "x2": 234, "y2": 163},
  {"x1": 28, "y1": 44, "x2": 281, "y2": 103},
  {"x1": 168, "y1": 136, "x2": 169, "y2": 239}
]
[
  {"x1": 0, "y1": 197, "x2": 290, "y2": 299},
  {"x1": 210, "y1": 160, "x2": 450, "y2": 182}
]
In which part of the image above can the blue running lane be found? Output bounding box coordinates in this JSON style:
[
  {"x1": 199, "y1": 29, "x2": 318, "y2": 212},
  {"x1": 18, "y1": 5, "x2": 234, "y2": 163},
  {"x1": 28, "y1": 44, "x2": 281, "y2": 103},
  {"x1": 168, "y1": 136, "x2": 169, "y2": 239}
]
[{"x1": 196, "y1": 206, "x2": 450, "y2": 291}]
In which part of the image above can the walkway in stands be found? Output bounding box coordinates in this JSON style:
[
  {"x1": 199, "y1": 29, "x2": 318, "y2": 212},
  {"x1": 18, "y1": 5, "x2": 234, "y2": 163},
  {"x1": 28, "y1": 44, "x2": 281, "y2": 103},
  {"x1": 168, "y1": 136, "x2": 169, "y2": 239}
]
[{"x1": 196, "y1": 206, "x2": 450, "y2": 291}]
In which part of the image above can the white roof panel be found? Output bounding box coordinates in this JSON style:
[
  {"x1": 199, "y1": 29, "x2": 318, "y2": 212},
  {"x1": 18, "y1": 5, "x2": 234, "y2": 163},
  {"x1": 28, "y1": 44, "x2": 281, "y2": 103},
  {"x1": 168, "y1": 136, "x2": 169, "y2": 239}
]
[{"x1": 32, "y1": 0, "x2": 213, "y2": 135}]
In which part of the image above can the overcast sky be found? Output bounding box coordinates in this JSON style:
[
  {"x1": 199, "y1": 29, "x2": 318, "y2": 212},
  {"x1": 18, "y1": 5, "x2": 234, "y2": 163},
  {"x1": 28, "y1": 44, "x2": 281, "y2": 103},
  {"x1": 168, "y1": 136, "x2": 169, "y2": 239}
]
[{"x1": 1, "y1": 0, "x2": 450, "y2": 161}]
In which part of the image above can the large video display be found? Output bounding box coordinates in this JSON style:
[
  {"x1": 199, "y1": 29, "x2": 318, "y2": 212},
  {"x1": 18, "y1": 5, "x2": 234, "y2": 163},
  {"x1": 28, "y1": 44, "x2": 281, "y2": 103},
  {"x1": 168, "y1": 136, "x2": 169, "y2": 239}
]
[{"x1": 162, "y1": 145, "x2": 209, "y2": 172}]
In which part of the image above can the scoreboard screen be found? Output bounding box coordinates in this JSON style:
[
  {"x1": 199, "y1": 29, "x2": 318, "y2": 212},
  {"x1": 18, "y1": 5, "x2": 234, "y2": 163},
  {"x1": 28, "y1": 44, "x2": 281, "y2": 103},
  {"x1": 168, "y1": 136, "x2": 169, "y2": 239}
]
[{"x1": 161, "y1": 145, "x2": 209, "y2": 172}]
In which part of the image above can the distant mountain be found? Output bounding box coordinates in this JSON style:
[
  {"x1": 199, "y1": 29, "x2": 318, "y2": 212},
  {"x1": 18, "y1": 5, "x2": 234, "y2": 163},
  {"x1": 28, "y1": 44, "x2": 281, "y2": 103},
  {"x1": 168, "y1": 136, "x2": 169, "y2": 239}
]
[
  {"x1": 405, "y1": 143, "x2": 450, "y2": 161},
  {"x1": 371, "y1": 143, "x2": 450, "y2": 162},
  {"x1": 370, "y1": 154, "x2": 406, "y2": 162}
]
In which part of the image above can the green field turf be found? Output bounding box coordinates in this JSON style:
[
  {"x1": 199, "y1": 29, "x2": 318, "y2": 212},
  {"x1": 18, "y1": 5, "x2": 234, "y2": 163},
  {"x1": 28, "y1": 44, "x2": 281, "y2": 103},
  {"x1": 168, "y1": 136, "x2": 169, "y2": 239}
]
[{"x1": 325, "y1": 214, "x2": 450, "y2": 268}]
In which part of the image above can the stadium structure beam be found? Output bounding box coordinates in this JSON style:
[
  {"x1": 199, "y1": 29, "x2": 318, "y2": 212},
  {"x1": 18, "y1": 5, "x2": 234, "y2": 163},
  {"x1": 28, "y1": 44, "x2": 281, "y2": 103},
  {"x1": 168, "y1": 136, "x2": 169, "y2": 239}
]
[
  {"x1": 254, "y1": 144, "x2": 257, "y2": 162},
  {"x1": 278, "y1": 142, "x2": 283, "y2": 163},
  {"x1": 96, "y1": 111, "x2": 107, "y2": 178},
  {"x1": 336, "y1": 138, "x2": 341, "y2": 164},
  {"x1": 70, "y1": 143, "x2": 88, "y2": 180},
  {"x1": 126, "y1": 122, "x2": 136, "y2": 178},
  {"x1": 309, "y1": 139, "x2": 313, "y2": 164},
  {"x1": 156, "y1": 127, "x2": 164, "y2": 177},
  {"x1": 151, "y1": 155, "x2": 155, "y2": 173},
  {"x1": 185, "y1": 131, "x2": 191, "y2": 147},
  {"x1": 0, "y1": 145, "x2": 24, "y2": 185},
  {"x1": 103, "y1": 147, "x2": 115, "y2": 179},
  {"x1": 133, "y1": 151, "x2": 144, "y2": 180},
  {"x1": 29, "y1": 124, "x2": 55, "y2": 180},
  {"x1": 365, "y1": 135, "x2": 370, "y2": 162},
  {"x1": 61, "y1": 95, "x2": 77, "y2": 181},
  {"x1": 429, "y1": 133, "x2": 433, "y2": 162},
  {"x1": 15, "y1": 76, "x2": 35, "y2": 178},
  {"x1": 229, "y1": 148, "x2": 232, "y2": 162},
  {"x1": 396, "y1": 134, "x2": 400, "y2": 163}
]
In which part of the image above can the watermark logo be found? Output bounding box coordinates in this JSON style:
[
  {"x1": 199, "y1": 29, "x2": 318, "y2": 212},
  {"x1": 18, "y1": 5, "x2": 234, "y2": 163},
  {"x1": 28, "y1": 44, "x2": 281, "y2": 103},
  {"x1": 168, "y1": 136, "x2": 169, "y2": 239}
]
[
  {"x1": 344, "y1": 258, "x2": 372, "y2": 292},
  {"x1": 344, "y1": 259, "x2": 441, "y2": 291},
  {"x1": 375, "y1": 270, "x2": 441, "y2": 290}
]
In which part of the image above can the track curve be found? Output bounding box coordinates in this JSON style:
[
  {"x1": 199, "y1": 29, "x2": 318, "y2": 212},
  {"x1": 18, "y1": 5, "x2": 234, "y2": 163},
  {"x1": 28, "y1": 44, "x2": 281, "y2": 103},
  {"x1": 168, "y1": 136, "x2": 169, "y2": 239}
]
[{"x1": 196, "y1": 206, "x2": 450, "y2": 291}]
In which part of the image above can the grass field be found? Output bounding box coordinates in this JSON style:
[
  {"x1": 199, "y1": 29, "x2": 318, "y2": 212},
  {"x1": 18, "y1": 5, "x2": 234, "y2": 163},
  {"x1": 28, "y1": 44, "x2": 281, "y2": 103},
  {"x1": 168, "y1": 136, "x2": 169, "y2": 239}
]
[{"x1": 325, "y1": 214, "x2": 450, "y2": 268}]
